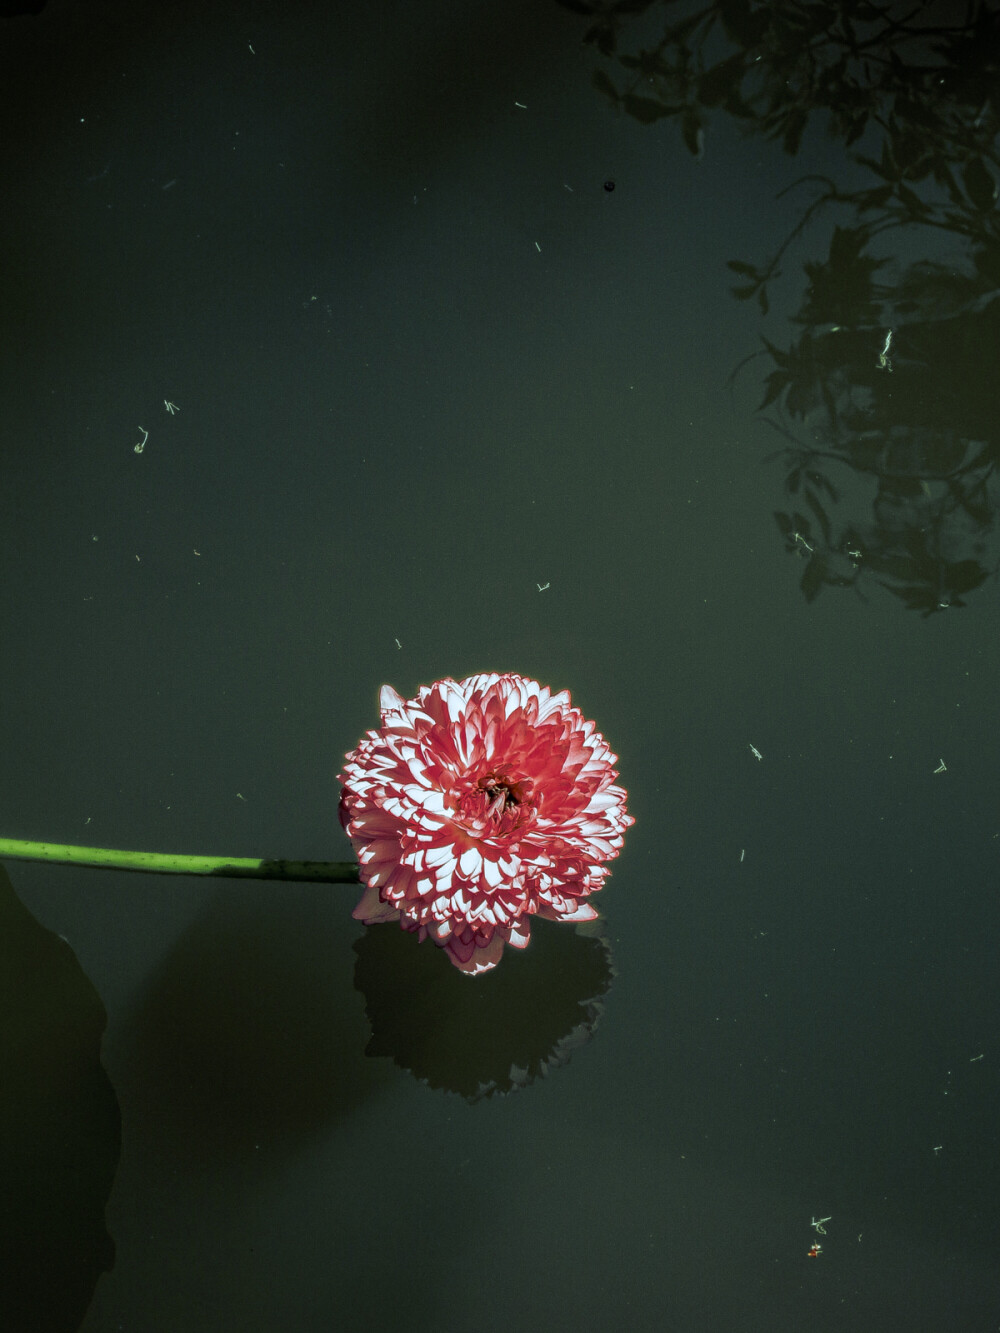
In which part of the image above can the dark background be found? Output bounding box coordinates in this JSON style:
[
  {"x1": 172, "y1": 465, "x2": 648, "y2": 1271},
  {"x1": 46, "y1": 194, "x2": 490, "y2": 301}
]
[{"x1": 2, "y1": 1, "x2": 999, "y2": 1329}]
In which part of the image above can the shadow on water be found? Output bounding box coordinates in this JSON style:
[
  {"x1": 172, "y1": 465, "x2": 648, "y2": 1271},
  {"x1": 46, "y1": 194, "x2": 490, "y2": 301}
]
[{"x1": 0, "y1": 863, "x2": 121, "y2": 1333}]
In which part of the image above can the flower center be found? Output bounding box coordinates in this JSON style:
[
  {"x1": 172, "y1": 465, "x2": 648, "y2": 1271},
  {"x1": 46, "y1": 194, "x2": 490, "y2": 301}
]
[{"x1": 457, "y1": 771, "x2": 535, "y2": 836}]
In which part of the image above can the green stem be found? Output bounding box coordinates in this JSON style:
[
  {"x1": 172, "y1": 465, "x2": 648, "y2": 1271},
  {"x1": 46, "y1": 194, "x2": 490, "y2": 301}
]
[{"x1": 0, "y1": 837, "x2": 359, "y2": 884}]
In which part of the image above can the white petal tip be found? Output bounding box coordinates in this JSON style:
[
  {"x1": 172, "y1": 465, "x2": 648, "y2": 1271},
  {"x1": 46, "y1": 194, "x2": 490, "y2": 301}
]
[{"x1": 379, "y1": 684, "x2": 406, "y2": 714}]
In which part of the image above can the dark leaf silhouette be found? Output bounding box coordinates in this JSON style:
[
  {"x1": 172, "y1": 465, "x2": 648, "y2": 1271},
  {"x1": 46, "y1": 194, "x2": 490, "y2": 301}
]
[
  {"x1": 681, "y1": 106, "x2": 704, "y2": 157},
  {"x1": 962, "y1": 156, "x2": 998, "y2": 212},
  {"x1": 562, "y1": 0, "x2": 1000, "y2": 613},
  {"x1": 699, "y1": 52, "x2": 746, "y2": 108},
  {"x1": 623, "y1": 93, "x2": 678, "y2": 123}
]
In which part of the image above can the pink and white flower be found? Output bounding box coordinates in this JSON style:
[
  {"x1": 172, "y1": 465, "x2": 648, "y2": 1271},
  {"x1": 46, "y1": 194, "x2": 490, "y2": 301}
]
[{"x1": 339, "y1": 673, "x2": 634, "y2": 975}]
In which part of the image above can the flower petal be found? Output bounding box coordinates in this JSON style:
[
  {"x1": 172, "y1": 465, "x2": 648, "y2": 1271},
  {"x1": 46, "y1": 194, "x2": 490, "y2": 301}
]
[{"x1": 339, "y1": 673, "x2": 633, "y2": 973}]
